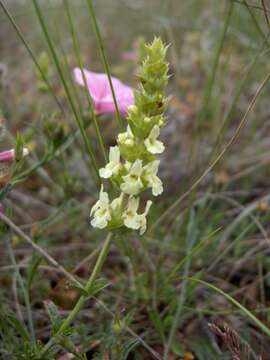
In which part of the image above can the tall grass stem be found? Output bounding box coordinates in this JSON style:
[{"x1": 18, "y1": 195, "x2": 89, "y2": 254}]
[
  {"x1": 85, "y1": 0, "x2": 124, "y2": 130},
  {"x1": 4, "y1": 237, "x2": 36, "y2": 343},
  {"x1": 0, "y1": 1, "x2": 65, "y2": 116},
  {"x1": 64, "y1": 0, "x2": 108, "y2": 163},
  {"x1": 32, "y1": 0, "x2": 100, "y2": 180}
]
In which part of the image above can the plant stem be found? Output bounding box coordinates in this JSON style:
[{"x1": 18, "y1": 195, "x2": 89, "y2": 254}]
[
  {"x1": 210, "y1": 36, "x2": 269, "y2": 159},
  {"x1": 39, "y1": 232, "x2": 112, "y2": 357},
  {"x1": 150, "y1": 68, "x2": 270, "y2": 232},
  {"x1": 4, "y1": 237, "x2": 36, "y2": 342},
  {"x1": 0, "y1": 1, "x2": 65, "y2": 117},
  {"x1": 32, "y1": 0, "x2": 100, "y2": 180},
  {"x1": 85, "y1": 0, "x2": 124, "y2": 130},
  {"x1": 0, "y1": 213, "x2": 161, "y2": 359},
  {"x1": 242, "y1": 0, "x2": 270, "y2": 45},
  {"x1": 197, "y1": 1, "x2": 234, "y2": 127},
  {"x1": 189, "y1": 1, "x2": 233, "y2": 175},
  {"x1": 164, "y1": 210, "x2": 197, "y2": 360},
  {"x1": 63, "y1": 0, "x2": 108, "y2": 163}
]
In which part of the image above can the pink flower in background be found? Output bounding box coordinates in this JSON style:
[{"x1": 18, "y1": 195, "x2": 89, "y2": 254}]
[
  {"x1": 73, "y1": 67, "x2": 134, "y2": 115},
  {"x1": 122, "y1": 38, "x2": 140, "y2": 62},
  {"x1": 0, "y1": 148, "x2": 29, "y2": 162}
]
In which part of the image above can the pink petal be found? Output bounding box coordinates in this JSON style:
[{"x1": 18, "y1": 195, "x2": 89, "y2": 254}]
[
  {"x1": 73, "y1": 67, "x2": 134, "y2": 115},
  {"x1": 0, "y1": 150, "x2": 15, "y2": 162},
  {"x1": 0, "y1": 148, "x2": 29, "y2": 162},
  {"x1": 122, "y1": 50, "x2": 137, "y2": 61}
]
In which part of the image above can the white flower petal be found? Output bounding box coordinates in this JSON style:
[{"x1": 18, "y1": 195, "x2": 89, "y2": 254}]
[
  {"x1": 127, "y1": 197, "x2": 140, "y2": 212},
  {"x1": 144, "y1": 126, "x2": 165, "y2": 154},
  {"x1": 91, "y1": 215, "x2": 109, "y2": 229},
  {"x1": 120, "y1": 160, "x2": 144, "y2": 195},
  {"x1": 120, "y1": 177, "x2": 143, "y2": 195},
  {"x1": 131, "y1": 159, "x2": 143, "y2": 175},
  {"x1": 143, "y1": 161, "x2": 163, "y2": 196},
  {"x1": 146, "y1": 160, "x2": 160, "y2": 175},
  {"x1": 110, "y1": 193, "x2": 124, "y2": 211},
  {"x1": 99, "y1": 147, "x2": 121, "y2": 179},
  {"x1": 123, "y1": 197, "x2": 141, "y2": 230},
  {"x1": 152, "y1": 176, "x2": 163, "y2": 196},
  {"x1": 109, "y1": 146, "x2": 120, "y2": 162},
  {"x1": 124, "y1": 216, "x2": 141, "y2": 230},
  {"x1": 145, "y1": 138, "x2": 165, "y2": 154},
  {"x1": 139, "y1": 220, "x2": 147, "y2": 235},
  {"x1": 138, "y1": 201, "x2": 152, "y2": 235},
  {"x1": 90, "y1": 185, "x2": 111, "y2": 229},
  {"x1": 99, "y1": 188, "x2": 110, "y2": 204},
  {"x1": 144, "y1": 200, "x2": 152, "y2": 215}
]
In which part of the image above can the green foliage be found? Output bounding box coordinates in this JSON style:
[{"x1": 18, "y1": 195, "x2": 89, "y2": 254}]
[
  {"x1": 35, "y1": 52, "x2": 51, "y2": 92},
  {"x1": 43, "y1": 112, "x2": 70, "y2": 151},
  {"x1": 0, "y1": 306, "x2": 54, "y2": 360},
  {"x1": 1, "y1": 0, "x2": 270, "y2": 358}
]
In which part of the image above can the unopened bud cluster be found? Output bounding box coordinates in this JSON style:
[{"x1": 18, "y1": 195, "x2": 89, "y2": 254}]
[{"x1": 90, "y1": 38, "x2": 169, "y2": 235}]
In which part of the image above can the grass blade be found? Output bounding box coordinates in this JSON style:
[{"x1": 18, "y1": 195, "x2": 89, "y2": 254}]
[
  {"x1": 183, "y1": 276, "x2": 270, "y2": 338},
  {"x1": 32, "y1": 0, "x2": 100, "y2": 180},
  {"x1": 85, "y1": 0, "x2": 124, "y2": 130}
]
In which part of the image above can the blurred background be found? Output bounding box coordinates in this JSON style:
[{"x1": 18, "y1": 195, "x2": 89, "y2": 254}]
[{"x1": 1, "y1": 1, "x2": 270, "y2": 359}]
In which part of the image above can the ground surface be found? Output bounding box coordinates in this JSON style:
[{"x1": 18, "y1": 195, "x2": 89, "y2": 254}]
[{"x1": 1, "y1": 1, "x2": 270, "y2": 359}]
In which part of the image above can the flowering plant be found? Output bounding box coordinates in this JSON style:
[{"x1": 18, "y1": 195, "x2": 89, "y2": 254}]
[{"x1": 90, "y1": 38, "x2": 169, "y2": 235}]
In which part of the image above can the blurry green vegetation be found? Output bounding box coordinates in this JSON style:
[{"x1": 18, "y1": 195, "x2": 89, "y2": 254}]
[{"x1": 0, "y1": 0, "x2": 270, "y2": 359}]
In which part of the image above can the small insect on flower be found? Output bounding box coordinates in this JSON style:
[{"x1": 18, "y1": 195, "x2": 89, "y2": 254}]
[{"x1": 73, "y1": 67, "x2": 134, "y2": 115}]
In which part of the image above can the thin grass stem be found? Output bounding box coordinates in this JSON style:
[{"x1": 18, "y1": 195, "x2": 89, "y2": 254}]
[
  {"x1": 150, "y1": 68, "x2": 270, "y2": 232},
  {"x1": 4, "y1": 237, "x2": 35, "y2": 342},
  {"x1": 85, "y1": 0, "x2": 124, "y2": 130},
  {"x1": 242, "y1": 0, "x2": 270, "y2": 44},
  {"x1": 197, "y1": 1, "x2": 234, "y2": 127},
  {"x1": 183, "y1": 277, "x2": 270, "y2": 337},
  {"x1": 0, "y1": 212, "x2": 161, "y2": 360},
  {"x1": 0, "y1": 1, "x2": 66, "y2": 117},
  {"x1": 31, "y1": 0, "x2": 100, "y2": 180},
  {"x1": 63, "y1": 0, "x2": 107, "y2": 163},
  {"x1": 164, "y1": 210, "x2": 197, "y2": 360}
]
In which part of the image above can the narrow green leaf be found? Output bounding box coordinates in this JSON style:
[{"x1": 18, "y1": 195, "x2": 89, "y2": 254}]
[
  {"x1": 183, "y1": 277, "x2": 270, "y2": 337},
  {"x1": 6, "y1": 313, "x2": 30, "y2": 342}
]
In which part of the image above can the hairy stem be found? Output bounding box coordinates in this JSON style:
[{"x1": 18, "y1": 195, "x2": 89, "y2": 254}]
[{"x1": 39, "y1": 232, "x2": 112, "y2": 357}]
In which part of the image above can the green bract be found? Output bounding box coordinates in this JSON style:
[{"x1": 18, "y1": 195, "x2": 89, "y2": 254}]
[{"x1": 90, "y1": 37, "x2": 169, "y2": 235}]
